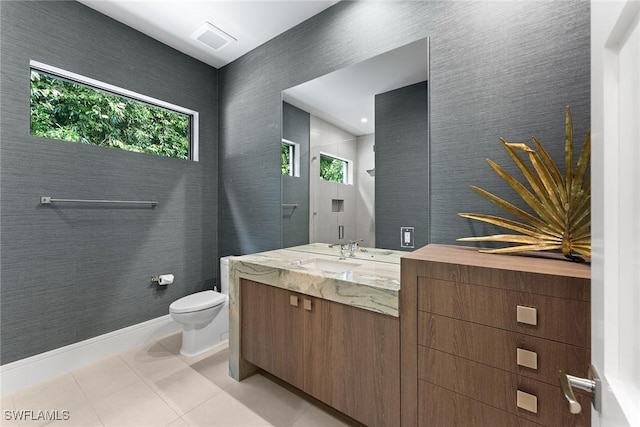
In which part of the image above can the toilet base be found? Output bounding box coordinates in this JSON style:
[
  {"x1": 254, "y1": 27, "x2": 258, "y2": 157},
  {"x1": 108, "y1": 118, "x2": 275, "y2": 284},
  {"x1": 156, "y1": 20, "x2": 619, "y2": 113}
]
[
  {"x1": 180, "y1": 325, "x2": 215, "y2": 357},
  {"x1": 178, "y1": 302, "x2": 229, "y2": 357}
]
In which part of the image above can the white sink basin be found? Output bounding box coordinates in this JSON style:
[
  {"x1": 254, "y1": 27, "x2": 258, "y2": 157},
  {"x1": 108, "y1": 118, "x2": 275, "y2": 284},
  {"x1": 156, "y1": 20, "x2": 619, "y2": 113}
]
[{"x1": 294, "y1": 258, "x2": 362, "y2": 274}]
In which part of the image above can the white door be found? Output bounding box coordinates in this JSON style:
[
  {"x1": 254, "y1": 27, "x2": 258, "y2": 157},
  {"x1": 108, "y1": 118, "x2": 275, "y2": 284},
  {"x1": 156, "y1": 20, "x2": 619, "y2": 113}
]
[{"x1": 591, "y1": 0, "x2": 640, "y2": 425}]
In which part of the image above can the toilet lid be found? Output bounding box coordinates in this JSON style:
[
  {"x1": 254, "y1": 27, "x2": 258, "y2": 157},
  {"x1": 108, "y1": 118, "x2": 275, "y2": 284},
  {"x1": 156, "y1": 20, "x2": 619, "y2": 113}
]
[{"x1": 170, "y1": 290, "x2": 226, "y2": 314}]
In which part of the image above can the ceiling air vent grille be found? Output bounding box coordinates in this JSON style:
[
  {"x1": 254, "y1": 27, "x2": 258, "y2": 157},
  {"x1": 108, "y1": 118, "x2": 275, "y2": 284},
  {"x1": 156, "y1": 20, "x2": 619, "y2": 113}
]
[{"x1": 191, "y1": 22, "x2": 236, "y2": 51}]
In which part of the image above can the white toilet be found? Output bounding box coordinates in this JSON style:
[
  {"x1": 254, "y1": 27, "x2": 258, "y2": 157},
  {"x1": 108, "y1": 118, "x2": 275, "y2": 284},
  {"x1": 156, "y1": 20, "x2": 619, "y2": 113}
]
[{"x1": 169, "y1": 257, "x2": 232, "y2": 357}]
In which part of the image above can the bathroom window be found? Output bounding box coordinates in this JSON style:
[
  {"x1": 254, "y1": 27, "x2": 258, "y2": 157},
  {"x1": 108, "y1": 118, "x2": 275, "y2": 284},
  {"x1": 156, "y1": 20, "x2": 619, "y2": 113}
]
[
  {"x1": 281, "y1": 139, "x2": 300, "y2": 177},
  {"x1": 320, "y1": 153, "x2": 350, "y2": 184},
  {"x1": 29, "y1": 60, "x2": 199, "y2": 160}
]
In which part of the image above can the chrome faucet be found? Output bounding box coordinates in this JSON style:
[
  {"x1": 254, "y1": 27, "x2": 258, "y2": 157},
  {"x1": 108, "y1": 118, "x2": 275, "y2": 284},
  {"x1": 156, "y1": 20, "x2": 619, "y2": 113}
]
[
  {"x1": 329, "y1": 239, "x2": 364, "y2": 259},
  {"x1": 328, "y1": 242, "x2": 349, "y2": 259}
]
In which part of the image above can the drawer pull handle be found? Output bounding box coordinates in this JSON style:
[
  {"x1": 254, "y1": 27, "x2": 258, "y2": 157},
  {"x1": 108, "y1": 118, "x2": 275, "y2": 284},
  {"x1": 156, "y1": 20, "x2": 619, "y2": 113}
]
[
  {"x1": 290, "y1": 296, "x2": 299, "y2": 307},
  {"x1": 517, "y1": 348, "x2": 538, "y2": 370},
  {"x1": 516, "y1": 305, "x2": 537, "y2": 325},
  {"x1": 304, "y1": 299, "x2": 312, "y2": 311},
  {"x1": 517, "y1": 390, "x2": 538, "y2": 414}
]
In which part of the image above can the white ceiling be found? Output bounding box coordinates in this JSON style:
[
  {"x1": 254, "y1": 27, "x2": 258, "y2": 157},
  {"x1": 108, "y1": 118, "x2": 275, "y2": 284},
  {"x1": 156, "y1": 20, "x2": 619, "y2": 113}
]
[
  {"x1": 78, "y1": 0, "x2": 339, "y2": 69},
  {"x1": 283, "y1": 38, "x2": 429, "y2": 136},
  {"x1": 78, "y1": 1, "x2": 427, "y2": 136}
]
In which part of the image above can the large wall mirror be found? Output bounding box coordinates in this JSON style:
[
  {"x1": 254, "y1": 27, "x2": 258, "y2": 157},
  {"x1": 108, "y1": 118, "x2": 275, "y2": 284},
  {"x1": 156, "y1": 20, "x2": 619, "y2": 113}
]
[{"x1": 281, "y1": 38, "x2": 429, "y2": 251}]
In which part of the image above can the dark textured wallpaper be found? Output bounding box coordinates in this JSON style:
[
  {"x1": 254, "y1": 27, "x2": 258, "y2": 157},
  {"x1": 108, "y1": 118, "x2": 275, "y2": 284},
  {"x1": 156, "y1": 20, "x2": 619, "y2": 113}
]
[
  {"x1": 428, "y1": 2, "x2": 590, "y2": 244},
  {"x1": 218, "y1": 1, "x2": 589, "y2": 257},
  {"x1": 282, "y1": 102, "x2": 311, "y2": 247},
  {"x1": 0, "y1": 0, "x2": 590, "y2": 364},
  {"x1": 0, "y1": 1, "x2": 218, "y2": 363},
  {"x1": 375, "y1": 82, "x2": 429, "y2": 251}
]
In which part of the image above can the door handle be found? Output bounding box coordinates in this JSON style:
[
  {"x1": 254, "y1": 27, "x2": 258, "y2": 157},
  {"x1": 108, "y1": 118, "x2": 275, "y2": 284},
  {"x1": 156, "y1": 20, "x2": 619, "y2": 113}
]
[{"x1": 558, "y1": 365, "x2": 601, "y2": 413}]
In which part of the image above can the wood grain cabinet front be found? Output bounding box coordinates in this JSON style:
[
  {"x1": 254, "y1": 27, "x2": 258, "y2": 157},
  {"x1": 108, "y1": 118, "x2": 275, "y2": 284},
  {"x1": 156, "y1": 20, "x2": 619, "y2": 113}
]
[
  {"x1": 241, "y1": 278, "x2": 400, "y2": 427},
  {"x1": 417, "y1": 310, "x2": 591, "y2": 386},
  {"x1": 419, "y1": 381, "x2": 543, "y2": 427},
  {"x1": 241, "y1": 278, "x2": 305, "y2": 389},
  {"x1": 417, "y1": 277, "x2": 590, "y2": 347},
  {"x1": 419, "y1": 347, "x2": 591, "y2": 426},
  {"x1": 400, "y1": 245, "x2": 591, "y2": 427}
]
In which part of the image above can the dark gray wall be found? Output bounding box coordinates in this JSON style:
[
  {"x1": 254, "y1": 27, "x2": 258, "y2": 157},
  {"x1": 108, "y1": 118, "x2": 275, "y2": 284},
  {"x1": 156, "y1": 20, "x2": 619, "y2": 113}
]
[
  {"x1": 219, "y1": 1, "x2": 590, "y2": 256},
  {"x1": 282, "y1": 102, "x2": 310, "y2": 247},
  {"x1": 0, "y1": 1, "x2": 218, "y2": 363},
  {"x1": 428, "y1": 3, "x2": 590, "y2": 245},
  {"x1": 375, "y1": 82, "x2": 429, "y2": 251}
]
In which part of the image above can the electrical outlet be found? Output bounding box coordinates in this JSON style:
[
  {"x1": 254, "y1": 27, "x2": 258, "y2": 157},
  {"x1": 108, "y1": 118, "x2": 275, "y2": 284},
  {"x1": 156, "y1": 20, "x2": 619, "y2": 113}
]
[{"x1": 401, "y1": 227, "x2": 415, "y2": 248}]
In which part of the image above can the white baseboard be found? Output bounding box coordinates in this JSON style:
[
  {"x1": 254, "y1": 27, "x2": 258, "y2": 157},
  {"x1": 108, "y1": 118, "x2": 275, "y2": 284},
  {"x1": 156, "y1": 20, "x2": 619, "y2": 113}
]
[{"x1": 0, "y1": 315, "x2": 182, "y2": 395}]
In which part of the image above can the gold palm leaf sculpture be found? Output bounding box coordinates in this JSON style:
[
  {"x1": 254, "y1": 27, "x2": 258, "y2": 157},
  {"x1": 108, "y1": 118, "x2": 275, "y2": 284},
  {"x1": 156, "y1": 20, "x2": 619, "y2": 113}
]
[{"x1": 457, "y1": 107, "x2": 590, "y2": 261}]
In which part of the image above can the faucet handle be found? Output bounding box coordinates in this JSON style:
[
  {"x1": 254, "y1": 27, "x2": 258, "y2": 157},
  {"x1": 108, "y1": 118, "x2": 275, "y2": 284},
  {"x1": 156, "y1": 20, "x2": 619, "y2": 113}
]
[
  {"x1": 350, "y1": 239, "x2": 364, "y2": 250},
  {"x1": 347, "y1": 239, "x2": 364, "y2": 256}
]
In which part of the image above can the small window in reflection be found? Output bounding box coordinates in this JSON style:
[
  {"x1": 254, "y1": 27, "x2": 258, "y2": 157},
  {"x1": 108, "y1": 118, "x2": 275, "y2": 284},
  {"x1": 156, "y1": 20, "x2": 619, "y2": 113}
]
[
  {"x1": 282, "y1": 139, "x2": 300, "y2": 177},
  {"x1": 320, "y1": 153, "x2": 350, "y2": 184}
]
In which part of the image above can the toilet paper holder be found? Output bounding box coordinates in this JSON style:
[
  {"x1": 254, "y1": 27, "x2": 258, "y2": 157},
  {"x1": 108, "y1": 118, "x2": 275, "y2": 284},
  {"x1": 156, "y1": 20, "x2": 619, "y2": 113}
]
[{"x1": 151, "y1": 274, "x2": 174, "y2": 286}]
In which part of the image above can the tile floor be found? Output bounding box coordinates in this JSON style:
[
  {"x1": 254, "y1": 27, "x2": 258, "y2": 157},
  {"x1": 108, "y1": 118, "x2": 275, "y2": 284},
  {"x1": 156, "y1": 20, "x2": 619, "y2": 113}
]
[{"x1": 1, "y1": 334, "x2": 356, "y2": 427}]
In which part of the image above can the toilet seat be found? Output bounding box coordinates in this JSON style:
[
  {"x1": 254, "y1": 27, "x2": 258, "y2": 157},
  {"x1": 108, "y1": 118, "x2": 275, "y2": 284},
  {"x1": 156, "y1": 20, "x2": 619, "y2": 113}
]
[{"x1": 170, "y1": 290, "x2": 226, "y2": 314}]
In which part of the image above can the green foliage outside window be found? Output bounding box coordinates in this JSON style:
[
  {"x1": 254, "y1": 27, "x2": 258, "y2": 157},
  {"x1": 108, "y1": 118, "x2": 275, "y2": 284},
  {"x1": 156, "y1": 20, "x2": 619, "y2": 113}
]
[
  {"x1": 282, "y1": 143, "x2": 292, "y2": 175},
  {"x1": 30, "y1": 70, "x2": 191, "y2": 159},
  {"x1": 320, "y1": 154, "x2": 347, "y2": 183}
]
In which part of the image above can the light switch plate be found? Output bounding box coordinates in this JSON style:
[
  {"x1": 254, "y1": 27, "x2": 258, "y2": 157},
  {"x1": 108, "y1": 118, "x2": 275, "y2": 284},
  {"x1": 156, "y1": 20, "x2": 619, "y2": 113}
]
[{"x1": 401, "y1": 227, "x2": 414, "y2": 248}]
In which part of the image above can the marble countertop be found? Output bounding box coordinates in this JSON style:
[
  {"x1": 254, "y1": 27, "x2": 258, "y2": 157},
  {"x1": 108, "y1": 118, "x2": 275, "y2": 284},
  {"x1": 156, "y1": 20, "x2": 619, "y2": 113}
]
[{"x1": 229, "y1": 243, "x2": 403, "y2": 317}]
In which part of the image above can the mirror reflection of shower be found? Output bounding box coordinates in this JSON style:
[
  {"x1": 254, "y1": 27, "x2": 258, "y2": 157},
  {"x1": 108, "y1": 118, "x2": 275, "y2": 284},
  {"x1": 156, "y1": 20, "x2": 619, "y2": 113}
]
[
  {"x1": 281, "y1": 38, "x2": 428, "y2": 248},
  {"x1": 308, "y1": 118, "x2": 368, "y2": 245}
]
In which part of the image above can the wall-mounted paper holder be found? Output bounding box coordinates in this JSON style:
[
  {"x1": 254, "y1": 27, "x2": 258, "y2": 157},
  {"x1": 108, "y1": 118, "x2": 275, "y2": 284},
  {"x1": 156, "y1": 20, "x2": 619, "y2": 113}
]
[{"x1": 151, "y1": 274, "x2": 174, "y2": 286}]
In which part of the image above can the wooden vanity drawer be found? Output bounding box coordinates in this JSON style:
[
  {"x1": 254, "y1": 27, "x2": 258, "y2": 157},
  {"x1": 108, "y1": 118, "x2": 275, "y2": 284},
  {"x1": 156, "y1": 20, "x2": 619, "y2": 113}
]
[
  {"x1": 419, "y1": 381, "x2": 540, "y2": 427},
  {"x1": 419, "y1": 347, "x2": 590, "y2": 426},
  {"x1": 418, "y1": 312, "x2": 590, "y2": 386},
  {"x1": 417, "y1": 277, "x2": 590, "y2": 347}
]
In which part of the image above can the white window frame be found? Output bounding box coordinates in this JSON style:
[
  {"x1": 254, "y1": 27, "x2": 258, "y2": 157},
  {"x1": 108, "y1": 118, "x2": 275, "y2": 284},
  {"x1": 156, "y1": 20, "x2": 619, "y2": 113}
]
[
  {"x1": 282, "y1": 138, "x2": 300, "y2": 177},
  {"x1": 30, "y1": 60, "x2": 200, "y2": 161},
  {"x1": 319, "y1": 151, "x2": 352, "y2": 185}
]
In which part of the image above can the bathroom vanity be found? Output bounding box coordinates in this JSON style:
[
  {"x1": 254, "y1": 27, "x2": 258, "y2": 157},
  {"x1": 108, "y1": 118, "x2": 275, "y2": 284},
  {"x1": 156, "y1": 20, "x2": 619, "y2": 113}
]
[
  {"x1": 400, "y1": 245, "x2": 591, "y2": 427},
  {"x1": 229, "y1": 243, "x2": 403, "y2": 427}
]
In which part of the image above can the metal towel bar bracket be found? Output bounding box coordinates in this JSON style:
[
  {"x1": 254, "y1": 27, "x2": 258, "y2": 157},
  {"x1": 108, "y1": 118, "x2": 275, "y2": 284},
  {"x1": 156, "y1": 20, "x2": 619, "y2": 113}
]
[{"x1": 40, "y1": 196, "x2": 157, "y2": 207}]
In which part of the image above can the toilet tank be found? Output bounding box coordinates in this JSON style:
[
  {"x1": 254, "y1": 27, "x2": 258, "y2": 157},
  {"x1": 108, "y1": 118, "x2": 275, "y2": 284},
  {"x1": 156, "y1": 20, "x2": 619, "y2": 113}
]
[{"x1": 220, "y1": 256, "x2": 234, "y2": 295}]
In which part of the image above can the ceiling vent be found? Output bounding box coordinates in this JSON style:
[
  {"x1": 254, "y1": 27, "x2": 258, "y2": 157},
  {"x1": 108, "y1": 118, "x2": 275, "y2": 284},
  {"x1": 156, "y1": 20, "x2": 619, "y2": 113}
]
[{"x1": 191, "y1": 22, "x2": 236, "y2": 51}]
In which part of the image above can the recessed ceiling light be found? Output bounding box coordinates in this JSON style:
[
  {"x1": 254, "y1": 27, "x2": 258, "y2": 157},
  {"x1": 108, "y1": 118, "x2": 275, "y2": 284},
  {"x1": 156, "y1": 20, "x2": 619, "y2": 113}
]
[
  {"x1": 361, "y1": 117, "x2": 368, "y2": 123},
  {"x1": 191, "y1": 22, "x2": 236, "y2": 51}
]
